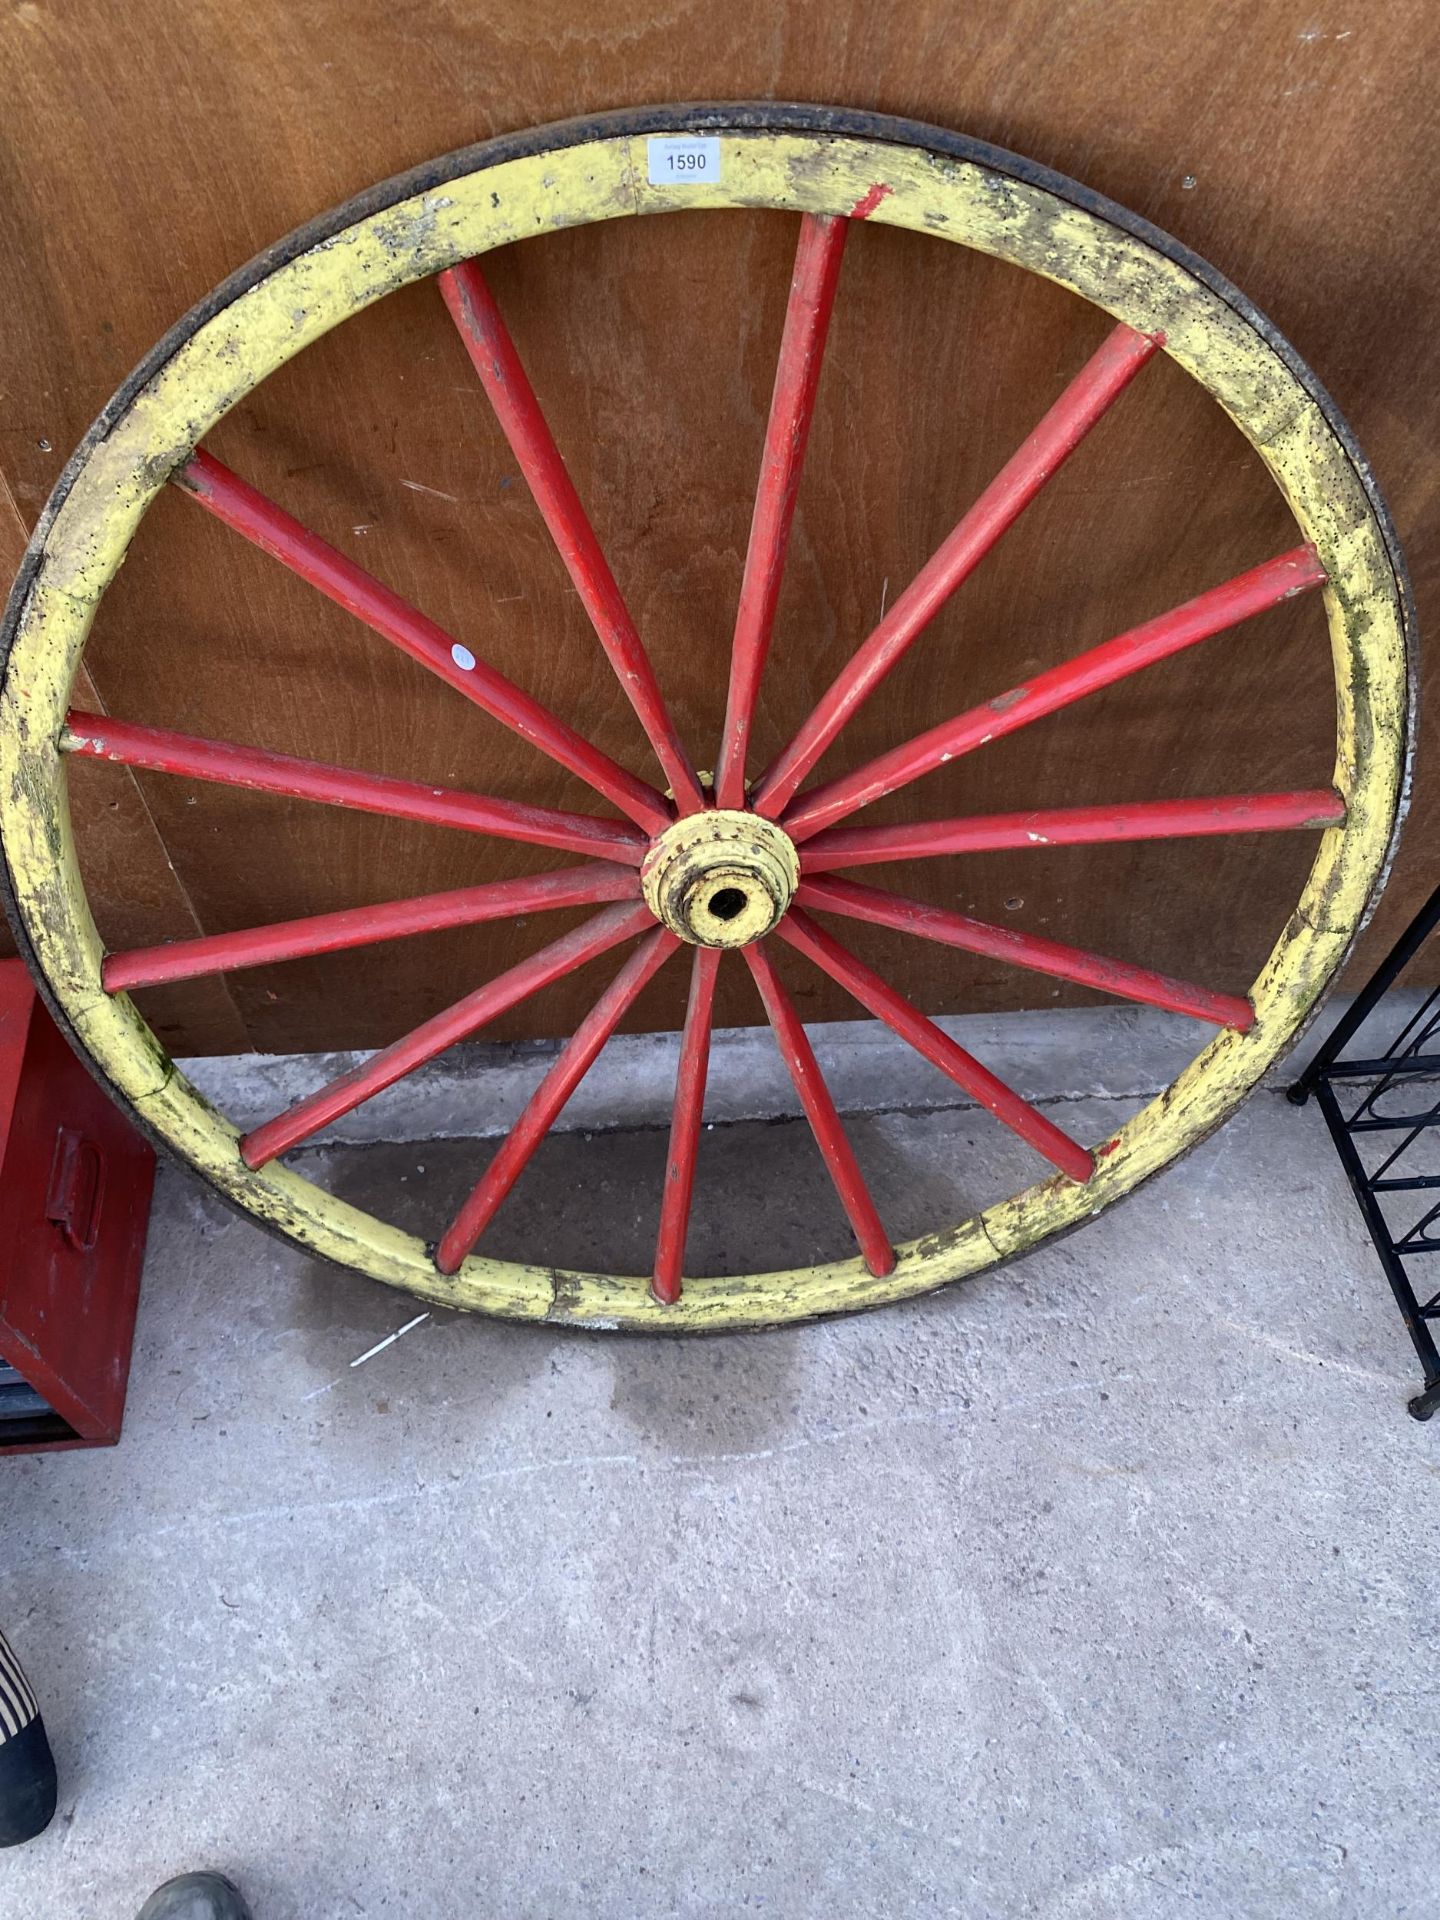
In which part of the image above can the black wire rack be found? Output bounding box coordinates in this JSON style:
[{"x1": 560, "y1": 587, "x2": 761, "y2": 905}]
[{"x1": 1290, "y1": 881, "x2": 1440, "y2": 1419}]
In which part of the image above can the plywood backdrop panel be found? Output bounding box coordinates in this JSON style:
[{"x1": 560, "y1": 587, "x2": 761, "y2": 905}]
[{"x1": 0, "y1": 0, "x2": 1434, "y2": 1051}]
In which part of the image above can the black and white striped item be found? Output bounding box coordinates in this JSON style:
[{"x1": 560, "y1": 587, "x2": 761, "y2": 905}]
[
  {"x1": 0, "y1": 1629, "x2": 39, "y2": 1740},
  {"x1": 0, "y1": 1627, "x2": 56, "y2": 1846}
]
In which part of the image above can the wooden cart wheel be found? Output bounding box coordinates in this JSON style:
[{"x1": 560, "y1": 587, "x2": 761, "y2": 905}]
[{"x1": 0, "y1": 105, "x2": 1413, "y2": 1329}]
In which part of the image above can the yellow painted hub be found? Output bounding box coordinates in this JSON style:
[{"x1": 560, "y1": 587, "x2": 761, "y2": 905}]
[{"x1": 641, "y1": 810, "x2": 799, "y2": 947}]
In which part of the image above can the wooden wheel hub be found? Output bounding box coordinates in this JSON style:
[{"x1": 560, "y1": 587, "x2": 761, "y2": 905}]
[{"x1": 641, "y1": 810, "x2": 799, "y2": 948}]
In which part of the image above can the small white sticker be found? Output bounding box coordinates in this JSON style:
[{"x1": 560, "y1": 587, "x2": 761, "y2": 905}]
[
  {"x1": 450, "y1": 643, "x2": 476, "y2": 672},
  {"x1": 647, "y1": 136, "x2": 721, "y2": 186}
]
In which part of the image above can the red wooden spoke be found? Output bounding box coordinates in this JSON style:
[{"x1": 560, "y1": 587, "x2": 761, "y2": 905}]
[
  {"x1": 241, "y1": 900, "x2": 654, "y2": 1168},
  {"x1": 714, "y1": 213, "x2": 849, "y2": 809},
  {"x1": 799, "y1": 873, "x2": 1255, "y2": 1030},
  {"x1": 754, "y1": 323, "x2": 1163, "y2": 816},
  {"x1": 652, "y1": 945, "x2": 722, "y2": 1304},
  {"x1": 742, "y1": 939, "x2": 894, "y2": 1276},
  {"x1": 781, "y1": 546, "x2": 1327, "y2": 842},
  {"x1": 435, "y1": 926, "x2": 680, "y2": 1273},
  {"x1": 799, "y1": 788, "x2": 1347, "y2": 872},
  {"x1": 440, "y1": 262, "x2": 704, "y2": 813},
  {"x1": 176, "y1": 450, "x2": 670, "y2": 834},
  {"x1": 104, "y1": 863, "x2": 638, "y2": 993},
  {"x1": 62, "y1": 712, "x2": 647, "y2": 865},
  {"x1": 778, "y1": 907, "x2": 1093, "y2": 1183}
]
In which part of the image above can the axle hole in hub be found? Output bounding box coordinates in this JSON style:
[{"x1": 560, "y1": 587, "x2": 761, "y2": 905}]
[{"x1": 708, "y1": 886, "x2": 747, "y2": 922}]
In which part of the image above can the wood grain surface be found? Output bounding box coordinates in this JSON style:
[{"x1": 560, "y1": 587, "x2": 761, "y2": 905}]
[{"x1": 0, "y1": 1, "x2": 1434, "y2": 1053}]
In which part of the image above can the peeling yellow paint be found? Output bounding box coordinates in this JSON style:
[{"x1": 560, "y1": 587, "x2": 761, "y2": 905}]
[
  {"x1": 642, "y1": 809, "x2": 798, "y2": 947},
  {"x1": 0, "y1": 121, "x2": 1410, "y2": 1330}
]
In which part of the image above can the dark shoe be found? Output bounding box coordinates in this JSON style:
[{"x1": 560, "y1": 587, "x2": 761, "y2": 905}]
[
  {"x1": 0, "y1": 1629, "x2": 57, "y2": 1847},
  {"x1": 137, "y1": 1872, "x2": 254, "y2": 1920}
]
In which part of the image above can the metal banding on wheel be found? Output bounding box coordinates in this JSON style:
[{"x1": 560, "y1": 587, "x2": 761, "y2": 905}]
[{"x1": 0, "y1": 104, "x2": 1414, "y2": 1330}]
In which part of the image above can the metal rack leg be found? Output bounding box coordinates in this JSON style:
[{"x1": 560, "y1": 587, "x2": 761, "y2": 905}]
[
  {"x1": 1313, "y1": 1078, "x2": 1440, "y2": 1415},
  {"x1": 1290, "y1": 880, "x2": 1440, "y2": 1104}
]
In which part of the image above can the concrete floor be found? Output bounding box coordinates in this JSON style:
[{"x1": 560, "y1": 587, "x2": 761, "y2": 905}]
[{"x1": 3, "y1": 1016, "x2": 1438, "y2": 1918}]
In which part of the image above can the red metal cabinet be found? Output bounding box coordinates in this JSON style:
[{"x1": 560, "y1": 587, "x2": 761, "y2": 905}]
[{"x1": 0, "y1": 960, "x2": 155, "y2": 1453}]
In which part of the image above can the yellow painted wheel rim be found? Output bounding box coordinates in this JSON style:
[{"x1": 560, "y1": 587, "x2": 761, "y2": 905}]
[{"x1": 0, "y1": 107, "x2": 1412, "y2": 1330}]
